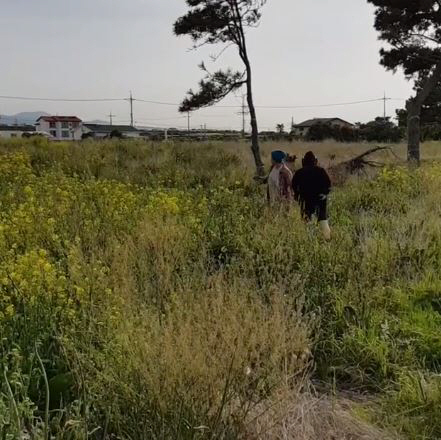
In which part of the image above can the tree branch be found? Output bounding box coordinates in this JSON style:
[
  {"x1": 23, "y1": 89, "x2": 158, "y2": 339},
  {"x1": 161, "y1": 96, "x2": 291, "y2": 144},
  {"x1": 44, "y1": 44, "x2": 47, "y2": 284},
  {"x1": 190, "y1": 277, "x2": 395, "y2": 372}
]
[
  {"x1": 179, "y1": 68, "x2": 246, "y2": 112},
  {"x1": 409, "y1": 33, "x2": 441, "y2": 45},
  {"x1": 209, "y1": 42, "x2": 235, "y2": 62}
]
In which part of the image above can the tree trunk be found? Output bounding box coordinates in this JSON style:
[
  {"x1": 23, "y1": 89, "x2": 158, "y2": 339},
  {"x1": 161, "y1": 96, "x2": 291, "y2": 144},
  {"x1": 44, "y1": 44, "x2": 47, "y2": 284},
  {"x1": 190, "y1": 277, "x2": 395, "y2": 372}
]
[
  {"x1": 234, "y1": 4, "x2": 265, "y2": 177},
  {"x1": 245, "y1": 65, "x2": 265, "y2": 176},
  {"x1": 406, "y1": 62, "x2": 441, "y2": 164},
  {"x1": 407, "y1": 102, "x2": 421, "y2": 163}
]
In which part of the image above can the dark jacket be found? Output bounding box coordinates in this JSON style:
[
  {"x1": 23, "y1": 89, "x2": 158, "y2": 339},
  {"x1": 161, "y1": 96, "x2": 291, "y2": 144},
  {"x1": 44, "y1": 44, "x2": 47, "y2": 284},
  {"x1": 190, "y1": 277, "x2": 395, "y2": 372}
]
[{"x1": 292, "y1": 165, "x2": 331, "y2": 202}]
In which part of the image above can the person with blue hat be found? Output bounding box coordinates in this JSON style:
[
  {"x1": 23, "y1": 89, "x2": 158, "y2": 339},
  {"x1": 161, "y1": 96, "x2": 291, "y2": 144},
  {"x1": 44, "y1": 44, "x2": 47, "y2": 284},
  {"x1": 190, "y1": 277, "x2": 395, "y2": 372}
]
[{"x1": 267, "y1": 150, "x2": 294, "y2": 205}]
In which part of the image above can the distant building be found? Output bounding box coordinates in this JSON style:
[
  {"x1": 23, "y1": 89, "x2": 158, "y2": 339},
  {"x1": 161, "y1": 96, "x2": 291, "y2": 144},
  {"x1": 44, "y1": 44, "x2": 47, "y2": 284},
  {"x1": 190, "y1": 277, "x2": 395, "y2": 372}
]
[
  {"x1": 0, "y1": 124, "x2": 36, "y2": 139},
  {"x1": 36, "y1": 116, "x2": 83, "y2": 141},
  {"x1": 292, "y1": 118, "x2": 354, "y2": 137},
  {"x1": 82, "y1": 124, "x2": 141, "y2": 139}
]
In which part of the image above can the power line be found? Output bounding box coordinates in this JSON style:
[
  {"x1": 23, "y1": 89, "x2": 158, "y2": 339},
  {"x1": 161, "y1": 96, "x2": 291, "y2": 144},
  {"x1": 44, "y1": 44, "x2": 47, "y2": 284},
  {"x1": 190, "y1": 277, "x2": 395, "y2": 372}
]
[
  {"x1": 0, "y1": 95, "x2": 124, "y2": 102},
  {"x1": 134, "y1": 98, "x2": 178, "y2": 106},
  {"x1": 0, "y1": 94, "x2": 407, "y2": 109},
  {"x1": 135, "y1": 116, "x2": 187, "y2": 121},
  {"x1": 254, "y1": 98, "x2": 389, "y2": 109},
  {"x1": 134, "y1": 96, "x2": 405, "y2": 109}
]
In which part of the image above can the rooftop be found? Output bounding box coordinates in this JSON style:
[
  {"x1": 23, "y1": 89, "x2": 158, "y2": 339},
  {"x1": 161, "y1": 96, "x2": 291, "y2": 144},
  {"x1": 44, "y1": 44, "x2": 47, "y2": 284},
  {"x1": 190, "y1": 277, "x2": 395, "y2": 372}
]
[
  {"x1": 37, "y1": 116, "x2": 82, "y2": 123},
  {"x1": 294, "y1": 118, "x2": 354, "y2": 128}
]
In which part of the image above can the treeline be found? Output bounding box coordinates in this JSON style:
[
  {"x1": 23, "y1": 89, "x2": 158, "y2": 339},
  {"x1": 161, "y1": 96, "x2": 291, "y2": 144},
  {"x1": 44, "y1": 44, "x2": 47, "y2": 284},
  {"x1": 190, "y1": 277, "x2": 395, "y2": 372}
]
[
  {"x1": 262, "y1": 117, "x2": 404, "y2": 143},
  {"x1": 305, "y1": 118, "x2": 403, "y2": 143}
]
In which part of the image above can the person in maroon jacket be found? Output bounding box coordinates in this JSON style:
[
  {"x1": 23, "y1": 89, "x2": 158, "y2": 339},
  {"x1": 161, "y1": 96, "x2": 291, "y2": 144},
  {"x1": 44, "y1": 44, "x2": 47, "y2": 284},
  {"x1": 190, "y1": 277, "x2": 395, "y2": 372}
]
[{"x1": 292, "y1": 151, "x2": 332, "y2": 240}]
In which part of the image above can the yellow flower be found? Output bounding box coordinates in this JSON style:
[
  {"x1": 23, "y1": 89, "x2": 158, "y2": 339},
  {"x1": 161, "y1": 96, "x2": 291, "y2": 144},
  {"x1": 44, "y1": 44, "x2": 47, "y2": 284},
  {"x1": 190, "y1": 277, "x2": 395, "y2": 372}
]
[
  {"x1": 5, "y1": 304, "x2": 14, "y2": 317},
  {"x1": 43, "y1": 262, "x2": 52, "y2": 273}
]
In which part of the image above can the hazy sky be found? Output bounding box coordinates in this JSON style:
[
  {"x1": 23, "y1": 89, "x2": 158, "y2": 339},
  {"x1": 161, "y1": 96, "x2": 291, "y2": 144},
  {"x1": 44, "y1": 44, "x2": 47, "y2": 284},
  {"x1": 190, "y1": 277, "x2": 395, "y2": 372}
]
[{"x1": 1, "y1": 0, "x2": 415, "y2": 130}]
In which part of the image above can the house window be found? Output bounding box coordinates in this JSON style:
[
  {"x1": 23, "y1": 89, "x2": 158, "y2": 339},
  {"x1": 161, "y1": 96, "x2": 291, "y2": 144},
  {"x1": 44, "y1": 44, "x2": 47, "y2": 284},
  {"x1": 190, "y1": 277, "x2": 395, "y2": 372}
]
[
  {"x1": 50, "y1": 130, "x2": 57, "y2": 137},
  {"x1": 61, "y1": 122, "x2": 69, "y2": 129},
  {"x1": 62, "y1": 131, "x2": 70, "y2": 138},
  {"x1": 49, "y1": 122, "x2": 56, "y2": 128},
  {"x1": 72, "y1": 122, "x2": 79, "y2": 128}
]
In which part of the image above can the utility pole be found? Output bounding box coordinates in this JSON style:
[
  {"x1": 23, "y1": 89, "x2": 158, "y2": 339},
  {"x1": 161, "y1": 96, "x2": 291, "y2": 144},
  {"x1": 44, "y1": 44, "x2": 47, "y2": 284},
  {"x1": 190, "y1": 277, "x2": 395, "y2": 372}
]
[
  {"x1": 237, "y1": 94, "x2": 249, "y2": 137},
  {"x1": 382, "y1": 92, "x2": 391, "y2": 120},
  {"x1": 187, "y1": 111, "x2": 191, "y2": 132},
  {"x1": 129, "y1": 91, "x2": 134, "y2": 127},
  {"x1": 108, "y1": 112, "x2": 115, "y2": 126},
  {"x1": 200, "y1": 124, "x2": 207, "y2": 140},
  {"x1": 241, "y1": 95, "x2": 245, "y2": 135}
]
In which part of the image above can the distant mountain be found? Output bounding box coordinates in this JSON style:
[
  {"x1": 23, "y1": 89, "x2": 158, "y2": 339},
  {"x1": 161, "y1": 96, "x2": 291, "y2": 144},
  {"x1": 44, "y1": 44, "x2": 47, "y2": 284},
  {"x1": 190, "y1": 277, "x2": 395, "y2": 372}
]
[
  {"x1": 136, "y1": 125, "x2": 167, "y2": 130},
  {"x1": 0, "y1": 112, "x2": 50, "y2": 125},
  {"x1": 0, "y1": 114, "x2": 167, "y2": 129},
  {"x1": 84, "y1": 119, "x2": 109, "y2": 125}
]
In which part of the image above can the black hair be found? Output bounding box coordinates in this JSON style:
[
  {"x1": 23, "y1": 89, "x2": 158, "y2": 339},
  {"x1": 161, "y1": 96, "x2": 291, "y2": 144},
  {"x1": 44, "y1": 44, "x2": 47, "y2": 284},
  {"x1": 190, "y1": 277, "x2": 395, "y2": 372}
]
[{"x1": 302, "y1": 151, "x2": 318, "y2": 167}]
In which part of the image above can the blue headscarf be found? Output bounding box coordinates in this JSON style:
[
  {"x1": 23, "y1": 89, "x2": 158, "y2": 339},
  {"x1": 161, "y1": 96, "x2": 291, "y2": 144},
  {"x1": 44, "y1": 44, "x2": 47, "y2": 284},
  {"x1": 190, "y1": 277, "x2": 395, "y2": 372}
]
[{"x1": 271, "y1": 150, "x2": 286, "y2": 164}]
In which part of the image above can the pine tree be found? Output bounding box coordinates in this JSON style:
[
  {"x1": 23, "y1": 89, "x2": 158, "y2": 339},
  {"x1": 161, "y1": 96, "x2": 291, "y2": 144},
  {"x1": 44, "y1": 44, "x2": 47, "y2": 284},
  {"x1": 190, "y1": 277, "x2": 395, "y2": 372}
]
[
  {"x1": 368, "y1": 0, "x2": 441, "y2": 163},
  {"x1": 174, "y1": 0, "x2": 266, "y2": 175}
]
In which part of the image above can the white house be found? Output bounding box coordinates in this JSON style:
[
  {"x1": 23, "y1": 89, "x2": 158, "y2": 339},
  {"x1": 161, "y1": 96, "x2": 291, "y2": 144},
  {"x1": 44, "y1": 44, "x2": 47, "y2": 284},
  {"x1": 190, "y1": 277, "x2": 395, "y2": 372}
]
[
  {"x1": 0, "y1": 125, "x2": 36, "y2": 139},
  {"x1": 292, "y1": 118, "x2": 355, "y2": 137},
  {"x1": 36, "y1": 116, "x2": 83, "y2": 141}
]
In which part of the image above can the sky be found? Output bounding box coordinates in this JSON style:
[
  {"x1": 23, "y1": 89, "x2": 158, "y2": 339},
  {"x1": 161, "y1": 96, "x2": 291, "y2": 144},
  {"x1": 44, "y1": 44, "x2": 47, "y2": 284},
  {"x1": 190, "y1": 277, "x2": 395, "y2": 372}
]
[{"x1": 0, "y1": 0, "x2": 415, "y2": 131}]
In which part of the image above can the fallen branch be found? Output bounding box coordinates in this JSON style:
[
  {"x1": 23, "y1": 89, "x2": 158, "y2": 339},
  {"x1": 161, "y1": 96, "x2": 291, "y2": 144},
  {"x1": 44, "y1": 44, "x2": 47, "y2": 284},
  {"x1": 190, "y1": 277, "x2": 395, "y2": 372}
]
[
  {"x1": 337, "y1": 146, "x2": 390, "y2": 172},
  {"x1": 254, "y1": 147, "x2": 393, "y2": 186},
  {"x1": 328, "y1": 146, "x2": 393, "y2": 185}
]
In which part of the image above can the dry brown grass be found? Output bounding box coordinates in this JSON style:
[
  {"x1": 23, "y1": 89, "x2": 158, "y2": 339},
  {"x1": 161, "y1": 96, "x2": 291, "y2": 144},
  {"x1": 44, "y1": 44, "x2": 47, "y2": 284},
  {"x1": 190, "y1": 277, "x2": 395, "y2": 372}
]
[
  {"x1": 248, "y1": 390, "x2": 399, "y2": 440},
  {"x1": 221, "y1": 140, "x2": 441, "y2": 172},
  {"x1": 72, "y1": 215, "x2": 313, "y2": 437}
]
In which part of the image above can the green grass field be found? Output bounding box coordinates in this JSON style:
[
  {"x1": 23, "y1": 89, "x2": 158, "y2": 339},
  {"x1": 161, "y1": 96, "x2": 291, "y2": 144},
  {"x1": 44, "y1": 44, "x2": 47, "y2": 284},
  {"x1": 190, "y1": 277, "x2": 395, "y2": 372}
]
[{"x1": 1, "y1": 137, "x2": 441, "y2": 439}]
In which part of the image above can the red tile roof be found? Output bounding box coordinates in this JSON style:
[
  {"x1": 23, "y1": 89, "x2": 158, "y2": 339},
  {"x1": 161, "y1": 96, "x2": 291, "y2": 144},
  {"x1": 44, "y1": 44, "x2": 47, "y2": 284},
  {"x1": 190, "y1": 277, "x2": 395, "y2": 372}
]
[{"x1": 37, "y1": 116, "x2": 82, "y2": 123}]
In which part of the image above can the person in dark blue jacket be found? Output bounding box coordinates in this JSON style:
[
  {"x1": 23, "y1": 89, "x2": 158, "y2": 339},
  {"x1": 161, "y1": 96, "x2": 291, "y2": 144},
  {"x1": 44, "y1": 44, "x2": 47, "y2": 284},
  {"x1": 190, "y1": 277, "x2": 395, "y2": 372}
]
[{"x1": 292, "y1": 151, "x2": 332, "y2": 240}]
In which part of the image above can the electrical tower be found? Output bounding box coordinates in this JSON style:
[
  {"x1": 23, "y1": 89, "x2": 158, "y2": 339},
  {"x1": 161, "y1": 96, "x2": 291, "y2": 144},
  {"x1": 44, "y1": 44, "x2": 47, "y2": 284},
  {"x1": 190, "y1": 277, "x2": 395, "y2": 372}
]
[
  {"x1": 237, "y1": 94, "x2": 249, "y2": 136},
  {"x1": 382, "y1": 92, "x2": 391, "y2": 120},
  {"x1": 108, "y1": 112, "x2": 115, "y2": 126},
  {"x1": 129, "y1": 91, "x2": 134, "y2": 127}
]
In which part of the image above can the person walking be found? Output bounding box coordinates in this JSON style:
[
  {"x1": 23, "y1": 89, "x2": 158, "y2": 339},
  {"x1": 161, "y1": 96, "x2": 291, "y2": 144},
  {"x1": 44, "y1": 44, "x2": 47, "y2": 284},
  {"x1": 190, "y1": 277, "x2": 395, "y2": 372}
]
[
  {"x1": 267, "y1": 150, "x2": 294, "y2": 205},
  {"x1": 292, "y1": 151, "x2": 332, "y2": 240}
]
